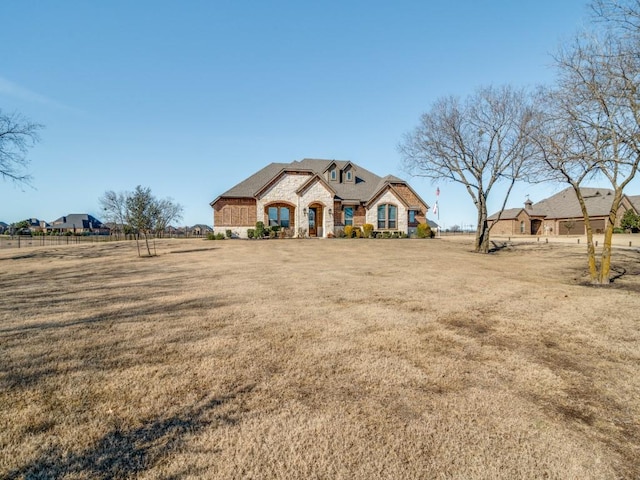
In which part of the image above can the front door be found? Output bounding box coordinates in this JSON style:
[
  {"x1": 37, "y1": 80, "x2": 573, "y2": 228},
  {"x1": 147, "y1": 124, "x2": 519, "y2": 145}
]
[{"x1": 308, "y1": 208, "x2": 317, "y2": 237}]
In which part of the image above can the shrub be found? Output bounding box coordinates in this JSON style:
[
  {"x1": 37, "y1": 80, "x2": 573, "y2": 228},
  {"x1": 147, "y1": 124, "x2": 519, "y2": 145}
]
[
  {"x1": 225, "y1": 229, "x2": 232, "y2": 238},
  {"x1": 207, "y1": 232, "x2": 216, "y2": 240},
  {"x1": 255, "y1": 221, "x2": 265, "y2": 238},
  {"x1": 416, "y1": 223, "x2": 433, "y2": 238},
  {"x1": 215, "y1": 232, "x2": 225, "y2": 240},
  {"x1": 362, "y1": 223, "x2": 374, "y2": 238},
  {"x1": 620, "y1": 209, "x2": 640, "y2": 232},
  {"x1": 247, "y1": 229, "x2": 255, "y2": 239},
  {"x1": 354, "y1": 227, "x2": 362, "y2": 238},
  {"x1": 344, "y1": 225, "x2": 354, "y2": 238},
  {"x1": 613, "y1": 227, "x2": 626, "y2": 234},
  {"x1": 334, "y1": 228, "x2": 345, "y2": 238}
]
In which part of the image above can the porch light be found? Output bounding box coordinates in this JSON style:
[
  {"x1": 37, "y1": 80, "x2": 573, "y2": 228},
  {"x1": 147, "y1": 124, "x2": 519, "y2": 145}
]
[
  {"x1": 303, "y1": 207, "x2": 307, "y2": 216},
  {"x1": 328, "y1": 208, "x2": 333, "y2": 215}
]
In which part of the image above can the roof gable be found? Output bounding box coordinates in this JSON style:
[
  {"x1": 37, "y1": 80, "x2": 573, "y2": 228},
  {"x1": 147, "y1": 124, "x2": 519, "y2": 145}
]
[
  {"x1": 296, "y1": 174, "x2": 336, "y2": 196},
  {"x1": 365, "y1": 182, "x2": 410, "y2": 208}
]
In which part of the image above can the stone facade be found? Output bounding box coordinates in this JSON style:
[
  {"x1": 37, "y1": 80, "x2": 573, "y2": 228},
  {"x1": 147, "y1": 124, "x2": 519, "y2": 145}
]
[{"x1": 366, "y1": 190, "x2": 408, "y2": 232}]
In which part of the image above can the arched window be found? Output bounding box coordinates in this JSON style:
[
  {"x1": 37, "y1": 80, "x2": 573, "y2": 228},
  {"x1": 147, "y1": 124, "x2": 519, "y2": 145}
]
[{"x1": 377, "y1": 204, "x2": 397, "y2": 229}]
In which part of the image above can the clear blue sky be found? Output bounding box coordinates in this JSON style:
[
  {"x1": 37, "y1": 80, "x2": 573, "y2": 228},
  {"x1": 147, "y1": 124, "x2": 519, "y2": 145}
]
[{"x1": 1, "y1": 0, "x2": 606, "y2": 229}]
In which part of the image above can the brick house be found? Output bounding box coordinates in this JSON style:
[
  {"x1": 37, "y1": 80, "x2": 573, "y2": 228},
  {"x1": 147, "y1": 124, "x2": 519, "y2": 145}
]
[
  {"x1": 210, "y1": 158, "x2": 430, "y2": 238},
  {"x1": 488, "y1": 187, "x2": 640, "y2": 235}
]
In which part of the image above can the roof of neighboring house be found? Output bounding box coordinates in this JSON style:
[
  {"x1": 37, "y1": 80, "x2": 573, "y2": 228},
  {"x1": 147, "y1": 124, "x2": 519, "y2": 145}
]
[
  {"x1": 212, "y1": 159, "x2": 425, "y2": 207},
  {"x1": 628, "y1": 195, "x2": 640, "y2": 212},
  {"x1": 490, "y1": 187, "x2": 631, "y2": 221},
  {"x1": 0, "y1": 221, "x2": 8, "y2": 228},
  {"x1": 25, "y1": 218, "x2": 48, "y2": 227},
  {"x1": 50, "y1": 214, "x2": 106, "y2": 230},
  {"x1": 530, "y1": 187, "x2": 616, "y2": 218},
  {"x1": 487, "y1": 207, "x2": 524, "y2": 221},
  {"x1": 191, "y1": 224, "x2": 213, "y2": 230}
]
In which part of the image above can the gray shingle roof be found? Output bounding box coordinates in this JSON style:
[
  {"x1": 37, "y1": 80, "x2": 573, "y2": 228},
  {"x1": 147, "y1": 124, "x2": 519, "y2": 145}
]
[
  {"x1": 212, "y1": 158, "x2": 418, "y2": 205},
  {"x1": 490, "y1": 187, "x2": 628, "y2": 220},
  {"x1": 51, "y1": 214, "x2": 105, "y2": 229},
  {"x1": 531, "y1": 187, "x2": 616, "y2": 218},
  {"x1": 487, "y1": 207, "x2": 524, "y2": 221},
  {"x1": 628, "y1": 195, "x2": 640, "y2": 212}
]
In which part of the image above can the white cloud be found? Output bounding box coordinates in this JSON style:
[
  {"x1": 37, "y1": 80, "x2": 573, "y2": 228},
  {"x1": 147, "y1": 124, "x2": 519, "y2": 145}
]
[{"x1": 0, "y1": 76, "x2": 77, "y2": 112}]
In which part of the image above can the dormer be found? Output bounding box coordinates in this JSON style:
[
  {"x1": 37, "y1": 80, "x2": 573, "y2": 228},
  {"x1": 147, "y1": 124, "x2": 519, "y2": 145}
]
[
  {"x1": 325, "y1": 161, "x2": 339, "y2": 182},
  {"x1": 341, "y1": 163, "x2": 355, "y2": 183}
]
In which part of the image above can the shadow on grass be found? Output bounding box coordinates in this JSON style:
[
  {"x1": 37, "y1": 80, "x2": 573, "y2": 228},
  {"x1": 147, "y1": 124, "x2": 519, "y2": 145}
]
[{"x1": 4, "y1": 385, "x2": 253, "y2": 480}]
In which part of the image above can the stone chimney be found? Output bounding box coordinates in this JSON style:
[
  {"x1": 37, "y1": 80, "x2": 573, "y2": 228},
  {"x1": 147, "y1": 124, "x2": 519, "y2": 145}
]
[{"x1": 524, "y1": 199, "x2": 533, "y2": 211}]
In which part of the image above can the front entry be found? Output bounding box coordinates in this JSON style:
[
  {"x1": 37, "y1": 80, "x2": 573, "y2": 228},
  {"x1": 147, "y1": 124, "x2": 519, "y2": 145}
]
[{"x1": 308, "y1": 204, "x2": 323, "y2": 237}]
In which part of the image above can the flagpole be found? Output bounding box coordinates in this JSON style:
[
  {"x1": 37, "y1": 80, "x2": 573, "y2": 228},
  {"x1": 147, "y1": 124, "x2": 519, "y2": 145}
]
[{"x1": 435, "y1": 187, "x2": 440, "y2": 238}]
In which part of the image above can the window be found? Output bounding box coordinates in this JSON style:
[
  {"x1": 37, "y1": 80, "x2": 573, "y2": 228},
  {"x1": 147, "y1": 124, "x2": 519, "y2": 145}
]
[
  {"x1": 330, "y1": 169, "x2": 337, "y2": 181},
  {"x1": 344, "y1": 207, "x2": 353, "y2": 226},
  {"x1": 520, "y1": 220, "x2": 525, "y2": 234},
  {"x1": 408, "y1": 210, "x2": 416, "y2": 225},
  {"x1": 346, "y1": 171, "x2": 352, "y2": 182},
  {"x1": 377, "y1": 204, "x2": 397, "y2": 229},
  {"x1": 268, "y1": 206, "x2": 290, "y2": 227}
]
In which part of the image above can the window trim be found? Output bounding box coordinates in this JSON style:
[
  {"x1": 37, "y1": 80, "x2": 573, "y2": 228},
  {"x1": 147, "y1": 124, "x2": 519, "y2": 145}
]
[
  {"x1": 377, "y1": 203, "x2": 398, "y2": 230},
  {"x1": 267, "y1": 205, "x2": 291, "y2": 228},
  {"x1": 408, "y1": 210, "x2": 417, "y2": 226},
  {"x1": 344, "y1": 206, "x2": 353, "y2": 226}
]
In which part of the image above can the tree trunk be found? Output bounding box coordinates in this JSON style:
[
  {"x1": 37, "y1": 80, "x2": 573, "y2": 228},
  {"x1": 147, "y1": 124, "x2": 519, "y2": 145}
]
[
  {"x1": 598, "y1": 190, "x2": 623, "y2": 284},
  {"x1": 143, "y1": 232, "x2": 152, "y2": 256},
  {"x1": 475, "y1": 196, "x2": 490, "y2": 254},
  {"x1": 135, "y1": 233, "x2": 141, "y2": 257}
]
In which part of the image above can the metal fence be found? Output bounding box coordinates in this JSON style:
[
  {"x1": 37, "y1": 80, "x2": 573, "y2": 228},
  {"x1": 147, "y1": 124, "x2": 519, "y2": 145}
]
[
  {"x1": 0, "y1": 235, "x2": 114, "y2": 249},
  {"x1": 0, "y1": 234, "x2": 207, "y2": 249}
]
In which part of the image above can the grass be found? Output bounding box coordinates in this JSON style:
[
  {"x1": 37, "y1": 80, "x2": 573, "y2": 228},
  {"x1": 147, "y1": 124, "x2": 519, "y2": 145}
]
[{"x1": 1, "y1": 238, "x2": 639, "y2": 479}]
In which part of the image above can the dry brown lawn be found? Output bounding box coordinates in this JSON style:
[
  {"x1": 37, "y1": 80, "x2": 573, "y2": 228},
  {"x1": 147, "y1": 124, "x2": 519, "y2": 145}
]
[{"x1": 1, "y1": 237, "x2": 639, "y2": 479}]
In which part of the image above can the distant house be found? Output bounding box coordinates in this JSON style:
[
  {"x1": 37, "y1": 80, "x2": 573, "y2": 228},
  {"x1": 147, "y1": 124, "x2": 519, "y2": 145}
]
[
  {"x1": 190, "y1": 224, "x2": 213, "y2": 236},
  {"x1": 488, "y1": 187, "x2": 640, "y2": 235},
  {"x1": 0, "y1": 222, "x2": 8, "y2": 234},
  {"x1": 211, "y1": 158, "x2": 429, "y2": 238},
  {"x1": 49, "y1": 214, "x2": 109, "y2": 235}
]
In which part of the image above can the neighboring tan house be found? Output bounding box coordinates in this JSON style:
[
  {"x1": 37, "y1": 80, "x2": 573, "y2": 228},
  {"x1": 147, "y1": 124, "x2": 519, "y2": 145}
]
[
  {"x1": 49, "y1": 214, "x2": 109, "y2": 235},
  {"x1": 488, "y1": 187, "x2": 639, "y2": 236},
  {"x1": 211, "y1": 158, "x2": 429, "y2": 238},
  {"x1": 190, "y1": 224, "x2": 213, "y2": 236},
  {"x1": 0, "y1": 221, "x2": 8, "y2": 234}
]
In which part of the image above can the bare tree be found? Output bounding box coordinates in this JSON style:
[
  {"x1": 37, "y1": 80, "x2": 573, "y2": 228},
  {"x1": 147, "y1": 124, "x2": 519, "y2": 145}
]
[
  {"x1": 0, "y1": 110, "x2": 43, "y2": 185},
  {"x1": 399, "y1": 85, "x2": 539, "y2": 253},
  {"x1": 532, "y1": 0, "x2": 640, "y2": 284},
  {"x1": 154, "y1": 198, "x2": 184, "y2": 237},
  {"x1": 99, "y1": 190, "x2": 128, "y2": 239}
]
